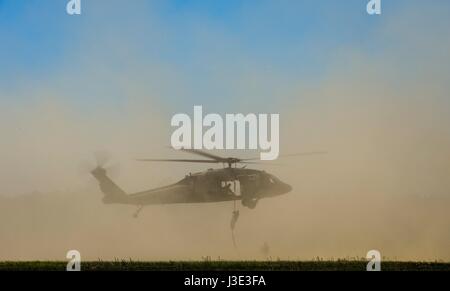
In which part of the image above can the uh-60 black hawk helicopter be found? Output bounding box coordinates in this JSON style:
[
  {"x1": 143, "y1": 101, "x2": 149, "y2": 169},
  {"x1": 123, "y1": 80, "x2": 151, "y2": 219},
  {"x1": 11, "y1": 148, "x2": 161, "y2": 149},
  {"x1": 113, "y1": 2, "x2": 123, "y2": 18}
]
[{"x1": 91, "y1": 148, "x2": 324, "y2": 218}]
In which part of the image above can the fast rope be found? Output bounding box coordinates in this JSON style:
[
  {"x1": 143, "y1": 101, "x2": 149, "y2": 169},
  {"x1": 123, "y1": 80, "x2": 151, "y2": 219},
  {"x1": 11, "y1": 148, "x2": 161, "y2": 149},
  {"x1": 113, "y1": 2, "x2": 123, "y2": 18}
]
[{"x1": 230, "y1": 199, "x2": 240, "y2": 251}]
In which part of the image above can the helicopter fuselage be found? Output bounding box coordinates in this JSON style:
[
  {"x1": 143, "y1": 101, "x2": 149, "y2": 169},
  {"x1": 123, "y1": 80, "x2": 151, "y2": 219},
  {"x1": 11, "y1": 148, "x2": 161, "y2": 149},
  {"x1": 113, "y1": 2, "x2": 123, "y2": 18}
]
[{"x1": 92, "y1": 167, "x2": 292, "y2": 209}]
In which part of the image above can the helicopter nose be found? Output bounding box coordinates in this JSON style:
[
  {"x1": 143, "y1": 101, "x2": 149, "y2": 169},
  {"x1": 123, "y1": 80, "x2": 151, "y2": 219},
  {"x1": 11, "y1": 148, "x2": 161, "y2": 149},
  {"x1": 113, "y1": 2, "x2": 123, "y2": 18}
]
[{"x1": 280, "y1": 182, "x2": 292, "y2": 194}]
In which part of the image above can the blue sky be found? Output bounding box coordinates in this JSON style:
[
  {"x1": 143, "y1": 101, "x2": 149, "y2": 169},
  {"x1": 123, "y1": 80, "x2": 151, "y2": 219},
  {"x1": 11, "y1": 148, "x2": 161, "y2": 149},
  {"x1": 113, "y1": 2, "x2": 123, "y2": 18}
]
[
  {"x1": 0, "y1": 1, "x2": 386, "y2": 106},
  {"x1": 0, "y1": 0, "x2": 447, "y2": 111}
]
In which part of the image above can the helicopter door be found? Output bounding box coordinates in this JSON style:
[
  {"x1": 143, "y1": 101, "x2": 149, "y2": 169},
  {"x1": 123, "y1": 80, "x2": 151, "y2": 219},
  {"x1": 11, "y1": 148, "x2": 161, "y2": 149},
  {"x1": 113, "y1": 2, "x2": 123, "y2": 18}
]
[{"x1": 221, "y1": 180, "x2": 241, "y2": 196}]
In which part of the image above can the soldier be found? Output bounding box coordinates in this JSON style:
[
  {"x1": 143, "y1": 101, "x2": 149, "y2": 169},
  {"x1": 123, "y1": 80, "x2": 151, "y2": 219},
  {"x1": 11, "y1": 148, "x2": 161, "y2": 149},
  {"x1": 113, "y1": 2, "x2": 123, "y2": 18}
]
[{"x1": 230, "y1": 210, "x2": 240, "y2": 230}]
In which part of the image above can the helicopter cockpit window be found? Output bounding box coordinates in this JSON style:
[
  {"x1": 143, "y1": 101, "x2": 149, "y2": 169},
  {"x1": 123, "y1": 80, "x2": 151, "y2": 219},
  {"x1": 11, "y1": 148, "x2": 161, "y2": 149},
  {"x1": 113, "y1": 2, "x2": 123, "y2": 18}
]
[{"x1": 263, "y1": 174, "x2": 277, "y2": 185}]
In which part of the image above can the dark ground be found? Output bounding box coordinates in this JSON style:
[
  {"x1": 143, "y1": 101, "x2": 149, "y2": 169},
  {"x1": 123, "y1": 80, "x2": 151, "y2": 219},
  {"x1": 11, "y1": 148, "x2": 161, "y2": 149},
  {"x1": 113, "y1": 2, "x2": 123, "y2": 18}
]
[{"x1": 1, "y1": 261, "x2": 449, "y2": 271}]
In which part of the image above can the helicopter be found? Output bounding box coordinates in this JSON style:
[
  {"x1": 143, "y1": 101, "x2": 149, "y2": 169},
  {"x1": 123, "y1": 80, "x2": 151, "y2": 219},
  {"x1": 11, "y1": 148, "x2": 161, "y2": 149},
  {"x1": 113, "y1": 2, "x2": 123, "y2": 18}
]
[{"x1": 91, "y1": 149, "x2": 323, "y2": 215}]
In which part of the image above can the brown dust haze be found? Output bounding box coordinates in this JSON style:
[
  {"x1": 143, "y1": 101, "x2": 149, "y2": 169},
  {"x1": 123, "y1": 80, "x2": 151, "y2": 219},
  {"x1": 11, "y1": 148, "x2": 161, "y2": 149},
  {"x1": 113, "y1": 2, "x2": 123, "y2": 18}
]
[{"x1": 0, "y1": 1, "x2": 449, "y2": 261}]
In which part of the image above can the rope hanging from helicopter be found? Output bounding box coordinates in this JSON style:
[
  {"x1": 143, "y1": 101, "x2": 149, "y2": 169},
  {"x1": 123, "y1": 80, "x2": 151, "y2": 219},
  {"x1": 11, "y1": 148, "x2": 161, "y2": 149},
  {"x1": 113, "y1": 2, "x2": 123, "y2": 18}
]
[{"x1": 230, "y1": 177, "x2": 240, "y2": 253}]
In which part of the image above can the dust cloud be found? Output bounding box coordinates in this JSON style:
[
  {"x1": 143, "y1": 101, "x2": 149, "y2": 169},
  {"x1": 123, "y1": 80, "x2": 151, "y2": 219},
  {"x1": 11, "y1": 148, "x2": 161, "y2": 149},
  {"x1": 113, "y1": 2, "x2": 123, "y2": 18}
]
[{"x1": 0, "y1": 1, "x2": 449, "y2": 261}]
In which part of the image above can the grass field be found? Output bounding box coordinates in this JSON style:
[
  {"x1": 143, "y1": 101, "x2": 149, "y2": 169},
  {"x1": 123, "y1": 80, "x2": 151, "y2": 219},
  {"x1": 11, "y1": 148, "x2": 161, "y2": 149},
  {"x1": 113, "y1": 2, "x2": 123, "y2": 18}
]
[{"x1": 1, "y1": 261, "x2": 449, "y2": 271}]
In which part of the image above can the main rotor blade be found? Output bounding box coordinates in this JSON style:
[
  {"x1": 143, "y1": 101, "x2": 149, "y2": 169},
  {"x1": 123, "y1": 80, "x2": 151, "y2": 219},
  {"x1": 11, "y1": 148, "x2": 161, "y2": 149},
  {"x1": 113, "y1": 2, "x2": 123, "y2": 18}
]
[
  {"x1": 179, "y1": 148, "x2": 228, "y2": 162},
  {"x1": 279, "y1": 151, "x2": 327, "y2": 158},
  {"x1": 136, "y1": 158, "x2": 219, "y2": 163},
  {"x1": 242, "y1": 161, "x2": 285, "y2": 166},
  {"x1": 241, "y1": 151, "x2": 327, "y2": 161}
]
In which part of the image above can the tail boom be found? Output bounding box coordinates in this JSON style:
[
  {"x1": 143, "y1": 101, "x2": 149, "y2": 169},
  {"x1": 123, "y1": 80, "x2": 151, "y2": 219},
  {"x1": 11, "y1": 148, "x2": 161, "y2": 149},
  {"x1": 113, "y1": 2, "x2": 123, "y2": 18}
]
[{"x1": 91, "y1": 167, "x2": 128, "y2": 204}]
